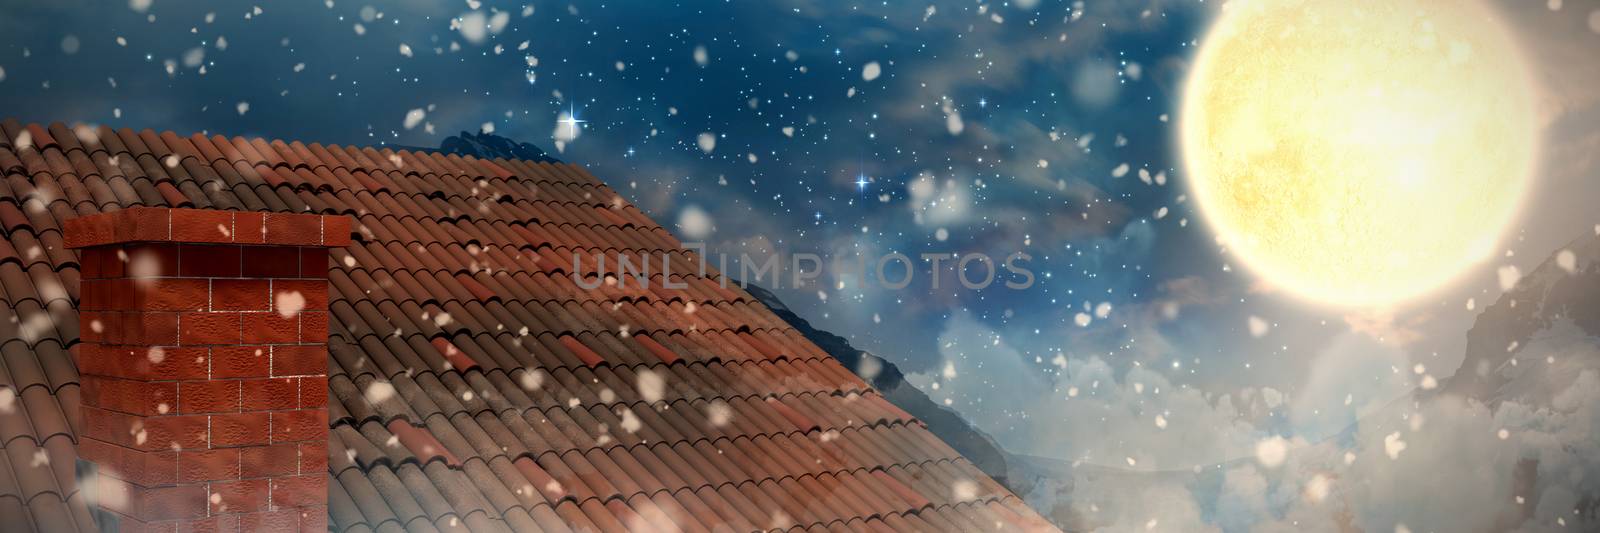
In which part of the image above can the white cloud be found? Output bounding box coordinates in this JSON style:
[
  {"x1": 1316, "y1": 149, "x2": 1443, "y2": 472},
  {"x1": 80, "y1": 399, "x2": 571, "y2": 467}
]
[
  {"x1": 1060, "y1": 328, "x2": 1600, "y2": 531},
  {"x1": 1289, "y1": 332, "x2": 1413, "y2": 440},
  {"x1": 907, "y1": 311, "x2": 1263, "y2": 471}
]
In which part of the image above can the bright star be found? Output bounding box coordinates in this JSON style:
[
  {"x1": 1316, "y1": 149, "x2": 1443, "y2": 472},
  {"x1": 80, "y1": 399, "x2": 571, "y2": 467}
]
[
  {"x1": 558, "y1": 103, "x2": 587, "y2": 137},
  {"x1": 978, "y1": 97, "x2": 988, "y2": 108},
  {"x1": 854, "y1": 174, "x2": 870, "y2": 193}
]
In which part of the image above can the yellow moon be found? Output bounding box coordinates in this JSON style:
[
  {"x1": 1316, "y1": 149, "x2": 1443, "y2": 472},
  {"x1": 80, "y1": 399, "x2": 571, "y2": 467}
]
[{"x1": 1181, "y1": 0, "x2": 1538, "y2": 307}]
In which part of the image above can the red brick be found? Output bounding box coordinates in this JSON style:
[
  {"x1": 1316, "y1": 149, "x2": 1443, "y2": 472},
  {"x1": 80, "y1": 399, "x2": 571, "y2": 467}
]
[
  {"x1": 140, "y1": 484, "x2": 210, "y2": 521},
  {"x1": 110, "y1": 515, "x2": 179, "y2": 533},
  {"x1": 140, "y1": 414, "x2": 212, "y2": 451},
  {"x1": 298, "y1": 311, "x2": 328, "y2": 343},
  {"x1": 81, "y1": 407, "x2": 200, "y2": 451},
  {"x1": 270, "y1": 409, "x2": 327, "y2": 443},
  {"x1": 178, "y1": 379, "x2": 240, "y2": 414},
  {"x1": 92, "y1": 312, "x2": 139, "y2": 344},
  {"x1": 110, "y1": 312, "x2": 137, "y2": 345},
  {"x1": 177, "y1": 514, "x2": 239, "y2": 533},
  {"x1": 123, "y1": 243, "x2": 180, "y2": 278},
  {"x1": 107, "y1": 278, "x2": 136, "y2": 310},
  {"x1": 298, "y1": 442, "x2": 327, "y2": 474},
  {"x1": 138, "y1": 279, "x2": 209, "y2": 311},
  {"x1": 80, "y1": 407, "x2": 129, "y2": 446},
  {"x1": 80, "y1": 438, "x2": 177, "y2": 487},
  {"x1": 234, "y1": 212, "x2": 266, "y2": 244},
  {"x1": 102, "y1": 246, "x2": 129, "y2": 278},
  {"x1": 131, "y1": 311, "x2": 181, "y2": 345},
  {"x1": 270, "y1": 346, "x2": 324, "y2": 377},
  {"x1": 240, "y1": 444, "x2": 298, "y2": 478},
  {"x1": 272, "y1": 280, "x2": 327, "y2": 313},
  {"x1": 92, "y1": 312, "x2": 124, "y2": 344},
  {"x1": 80, "y1": 311, "x2": 105, "y2": 342},
  {"x1": 241, "y1": 378, "x2": 296, "y2": 411},
  {"x1": 77, "y1": 438, "x2": 122, "y2": 476},
  {"x1": 122, "y1": 207, "x2": 175, "y2": 245},
  {"x1": 176, "y1": 448, "x2": 240, "y2": 483},
  {"x1": 212, "y1": 280, "x2": 270, "y2": 312},
  {"x1": 264, "y1": 213, "x2": 322, "y2": 246},
  {"x1": 87, "y1": 475, "x2": 138, "y2": 517},
  {"x1": 178, "y1": 244, "x2": 242, "y2": 277},
  {"x1": 179, "y1": 312, "x2": 241, "y2": 345},
  {"x1": 170, "y1": 208, "x2": 234, "y2": 244},
  {"x1": 297, "y1": 508, "x2": 328, "y2": 533},
  {"x1": 81, "y1": 479, "x2": 207, "y2": 524},
  {"x1": 76, "y1": 279, "x2": 107, "y2": 311},
  {"x1": 65, "y1": 213, "x2": 114, "y2": 249},
  {"x1": 210, "y1": 346, "x2": 270, "y2": 379},
  {"x1": 240, "y1": 312, "x2": 298, "y2": 344},
  {"x1": 208, "y1": 478, "x2": 270, "y2": 515},
  {"x1": 237, "y1": 510, "x2": 299, "y2": 531},
  {"x1": 242, "y1": 246, "x2": 299, "y2": 278},
  {"x1": 269, "y1": 475, "x2": 326, "y2": 508},
  {"x1": 80, "y1": 248, "x2": 106, "y2": 278},
  {"x1": 79, "y1": 346, "x2": 208, "y2": 382},
  {"x1": 80, "y1": 279, "x2": 108, "y2": 310},
  {"x1": 297, "y1": 376, "x2": 328, "y2": 408},
  {"x1": 82, "y1": 376, "x2": 176, "y2": 416},
  {"x1": 323, "y1": 215, "x2": 352, "y2": 247},
  {"x1": 211, "y1": 412, "x2": 271, "y2": 447},
  {"x1": 299, "y1": 248, "x2": 330, "y2": 278}
]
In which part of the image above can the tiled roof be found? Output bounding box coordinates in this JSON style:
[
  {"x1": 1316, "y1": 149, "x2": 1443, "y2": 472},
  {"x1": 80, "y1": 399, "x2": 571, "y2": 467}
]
[{"x1": 0, "y1": 119, "x2": 1056, "y2": 532}]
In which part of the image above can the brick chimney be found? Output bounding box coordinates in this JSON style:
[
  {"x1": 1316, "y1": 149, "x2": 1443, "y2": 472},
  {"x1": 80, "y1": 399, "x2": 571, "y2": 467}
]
[{"x1": 66, "y1": 207, "x2": 349, "y2": 532}]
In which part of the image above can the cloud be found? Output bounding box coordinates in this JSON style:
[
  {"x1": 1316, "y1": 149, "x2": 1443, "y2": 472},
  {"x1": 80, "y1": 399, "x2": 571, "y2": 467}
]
[
  {"x1": 1343, "y1": 309, "x2": 1431, "y2": 347},
  {"x1": 1040, "y1": 329, "x2": 1600, "y2": 532},
  {"x1": 908, "y1": 310, "x2": 1265, "y2": 470},
  {"x1": 1288, "y1": 332, "x2": 1413, "y2": 441}
]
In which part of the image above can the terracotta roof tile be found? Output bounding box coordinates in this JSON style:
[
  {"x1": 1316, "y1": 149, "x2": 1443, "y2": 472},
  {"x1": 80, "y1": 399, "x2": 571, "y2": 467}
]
[
  {"x1": 0, "y1": 121, "x2": 1053, "y2": 532},
  {"x1": 385, "y1": 420, "x2": 460, "y2": 468}
]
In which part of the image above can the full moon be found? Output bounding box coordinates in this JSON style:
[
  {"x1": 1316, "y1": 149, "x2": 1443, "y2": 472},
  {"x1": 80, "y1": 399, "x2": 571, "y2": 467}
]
[{"x1": 1181, "y1": 0, "x2": 1538, "y2": 307}]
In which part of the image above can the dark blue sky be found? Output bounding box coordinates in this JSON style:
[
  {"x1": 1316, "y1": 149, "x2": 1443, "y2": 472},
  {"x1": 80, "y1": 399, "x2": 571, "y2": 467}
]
[{"x1": 5, "y1": 0, "x2": 1597, "y2": 468}]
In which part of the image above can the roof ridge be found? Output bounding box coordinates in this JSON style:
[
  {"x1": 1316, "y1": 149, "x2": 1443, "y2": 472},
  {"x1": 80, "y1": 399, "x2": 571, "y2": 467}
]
[
  {"x1": 0, "y1": 118, "x2": 552, "y2": 168},
  {"x1": 0, "y1": 120, "x2": 594, "y2": 193}
]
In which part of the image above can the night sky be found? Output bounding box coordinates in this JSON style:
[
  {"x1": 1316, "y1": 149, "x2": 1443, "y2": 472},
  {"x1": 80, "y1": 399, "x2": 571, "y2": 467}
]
[{"x1": 5, "y1": 1, "x2": 1600, "y2": 527}]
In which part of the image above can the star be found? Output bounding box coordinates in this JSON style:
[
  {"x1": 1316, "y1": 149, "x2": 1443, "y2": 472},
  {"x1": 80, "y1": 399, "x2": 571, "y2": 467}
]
[
  {"x1": 978, "y1": 97, "x2": 988, "y2": 108},
  {"x1": 855, "y1": 173, "x2": 870, "y2": 193},
  {"x1": 557, "y1": 102, "x2": 587, "y2": 137}
]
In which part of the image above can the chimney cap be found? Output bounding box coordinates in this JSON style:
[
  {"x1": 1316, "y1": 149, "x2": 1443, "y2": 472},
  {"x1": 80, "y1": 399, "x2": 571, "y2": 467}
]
[{"x1": 65, "y1": 207, "x2": 351, "y2": 249}]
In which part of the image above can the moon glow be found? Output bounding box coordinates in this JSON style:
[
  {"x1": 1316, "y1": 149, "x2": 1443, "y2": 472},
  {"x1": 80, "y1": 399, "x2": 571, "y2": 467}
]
[{"x1": 1181, "y1": 0, "x2": 1538, "y2": 307}]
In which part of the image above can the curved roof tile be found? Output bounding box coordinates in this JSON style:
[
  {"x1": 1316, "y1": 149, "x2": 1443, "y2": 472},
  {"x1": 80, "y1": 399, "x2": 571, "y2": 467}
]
[{"x1": 0, "y1": 120, "x2": 1053, "y2": 532}]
